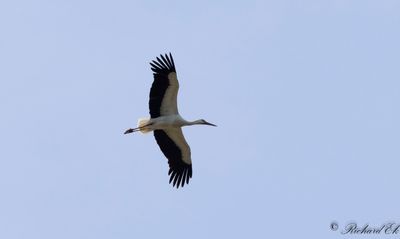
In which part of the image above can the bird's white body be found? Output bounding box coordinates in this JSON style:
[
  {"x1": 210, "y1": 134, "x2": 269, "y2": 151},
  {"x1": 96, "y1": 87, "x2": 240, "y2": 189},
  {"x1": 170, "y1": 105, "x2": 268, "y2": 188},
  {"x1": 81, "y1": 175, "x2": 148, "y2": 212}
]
[
  {"x1": 125, "y1": 53, "x2": 216, "y2": 188},
  {"x1": 138, "y1": 115, "x2": 204, "y2": 133},
  {"x1": 146, "y1": 115, "x2": 187, "y2": 129}
]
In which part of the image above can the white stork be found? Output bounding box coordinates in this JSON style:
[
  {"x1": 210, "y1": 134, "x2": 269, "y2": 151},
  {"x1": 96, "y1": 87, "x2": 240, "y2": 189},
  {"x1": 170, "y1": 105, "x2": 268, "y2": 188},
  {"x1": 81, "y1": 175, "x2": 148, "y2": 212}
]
[{"x1": 124, "y1": 53, "x2": 216, "y2": 188}]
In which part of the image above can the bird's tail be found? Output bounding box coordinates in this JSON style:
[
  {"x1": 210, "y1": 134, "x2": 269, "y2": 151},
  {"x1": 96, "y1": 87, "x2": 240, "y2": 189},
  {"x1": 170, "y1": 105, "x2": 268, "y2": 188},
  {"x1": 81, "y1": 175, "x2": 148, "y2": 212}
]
[{"x1": 137, "y1": 117, "x2": 151, "y2": 134}]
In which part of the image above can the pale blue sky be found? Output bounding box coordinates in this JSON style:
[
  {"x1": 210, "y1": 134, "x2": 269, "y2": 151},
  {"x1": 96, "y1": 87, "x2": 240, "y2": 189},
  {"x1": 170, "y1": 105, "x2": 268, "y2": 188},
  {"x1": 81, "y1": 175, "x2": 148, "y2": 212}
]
[{"x1": 1, "y1": 1, "x2": 400, "y2": 238}]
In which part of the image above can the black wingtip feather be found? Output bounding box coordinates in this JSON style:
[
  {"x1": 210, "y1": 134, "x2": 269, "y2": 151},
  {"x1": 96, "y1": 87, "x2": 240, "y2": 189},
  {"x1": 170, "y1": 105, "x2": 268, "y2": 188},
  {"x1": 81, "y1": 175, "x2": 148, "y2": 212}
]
[
  {"x1": 173, "y1": 174, "x2": 179, "y2": 187},
  {"x1": 168, "y1": 165, "x2": 192, "y2": 188},
  {"x1": 151, "y1": 60, "x2": 164, "y2": 70},
  {"x1": 156, "y1": 56, "x2": 168, "y2": 69},
  {"x1": 164, "y1": 54, "x2": 172, "y2": 68},
  {"x1": 181, "y1": 170, "x2": 187, "y2": 187},
  {"x1": 169, "y1": 53, "x2": 175, "y2": 68},
  {"x1": 160, "y1": 54, "x2": 171, "y2": 69},
  {"x1": 149, "y1": 53, "x2": 176, "y2": 75},
  {"x1": 149, "y1": 62, "x2": 158, "y2": 69},
  {"x1": 176, "y1": 174, "x2": 183, "y2": 188},
  {"x1": 169, "y1": 171, "x2": 176, "y2": 183}
]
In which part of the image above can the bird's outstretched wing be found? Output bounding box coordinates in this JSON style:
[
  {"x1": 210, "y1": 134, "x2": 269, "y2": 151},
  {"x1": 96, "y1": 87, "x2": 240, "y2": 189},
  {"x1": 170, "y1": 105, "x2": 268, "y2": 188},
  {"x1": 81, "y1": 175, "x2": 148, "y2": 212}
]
[
  {"x1": 154, "y1": 129, "x2": 192, "y2": 188},
  {"x1": 149, "y1": 53, "x2": 179, "y2": 118}
]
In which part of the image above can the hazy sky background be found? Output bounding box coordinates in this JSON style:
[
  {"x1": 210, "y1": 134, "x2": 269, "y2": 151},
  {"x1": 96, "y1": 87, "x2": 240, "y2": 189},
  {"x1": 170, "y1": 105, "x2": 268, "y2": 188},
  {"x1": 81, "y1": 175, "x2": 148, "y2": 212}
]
[{"x1": 1, "y1": 0, "x2": 399, "y2": 238}]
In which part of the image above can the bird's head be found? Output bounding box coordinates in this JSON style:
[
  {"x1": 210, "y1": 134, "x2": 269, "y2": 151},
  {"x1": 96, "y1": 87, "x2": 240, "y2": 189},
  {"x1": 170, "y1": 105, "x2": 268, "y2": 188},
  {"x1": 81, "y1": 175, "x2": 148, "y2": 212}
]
[{"x1": 199, "y1": 119, "x2": 217, "y2": 127}]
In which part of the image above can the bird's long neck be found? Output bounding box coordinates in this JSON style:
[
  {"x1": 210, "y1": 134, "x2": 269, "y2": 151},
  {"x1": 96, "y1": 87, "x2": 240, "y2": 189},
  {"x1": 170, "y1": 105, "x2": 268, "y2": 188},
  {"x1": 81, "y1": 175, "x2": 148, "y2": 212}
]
[{"x1": 187, "y1": 119, "x2": 203, "y2": 126}]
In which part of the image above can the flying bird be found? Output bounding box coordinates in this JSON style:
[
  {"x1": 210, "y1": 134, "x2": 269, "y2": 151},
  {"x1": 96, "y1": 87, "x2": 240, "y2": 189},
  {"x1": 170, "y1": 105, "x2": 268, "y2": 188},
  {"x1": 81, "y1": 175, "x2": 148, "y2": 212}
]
[{"x1": 124, "y1": 53, "x2": 216, "y2": 188}]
